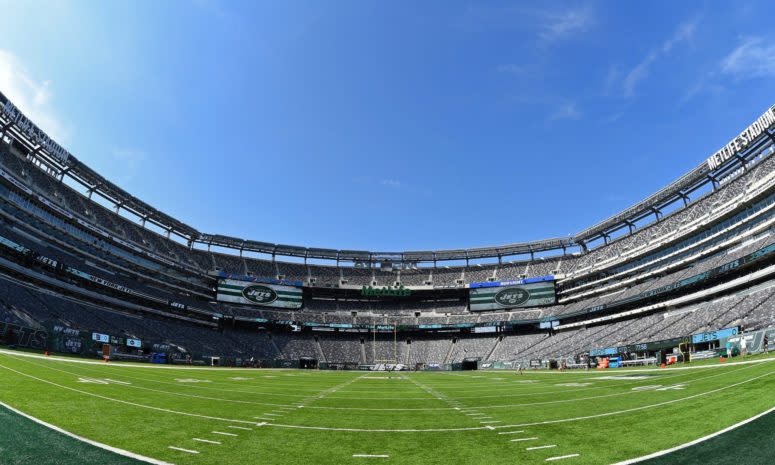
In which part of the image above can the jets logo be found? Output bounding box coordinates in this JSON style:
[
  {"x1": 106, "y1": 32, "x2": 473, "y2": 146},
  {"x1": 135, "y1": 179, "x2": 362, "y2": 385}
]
[
  {"x1": 494, "y1": 287, "x2": 530, "y2": 307},
  {"x1": 242, "y1": 285, "x2": 278, "y2": 304}
]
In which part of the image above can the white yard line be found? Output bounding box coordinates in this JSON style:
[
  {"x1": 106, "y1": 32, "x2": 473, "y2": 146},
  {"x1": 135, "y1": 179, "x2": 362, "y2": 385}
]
[
  {"x1": 497, "y1": 430, "x2": 525, "y2": 434},
  {"x1": 212, "y1": 431, "x2": 238, "y2": 436},
  {"x1": 527, "y1": 445, "x2": 557, "y2": 450},
  {"x1": 227, "y1": 425, "x2": 253, "y2": 430},
  {"x1": 510, "y1": 437, "x2": 538, "y2": 442},
  {"x1": 546, "y1": 454, "x2": 579, "y2": 461},
  {"x1": 0, "y1": 400, "x2": 174, "y2": 465},
  {"x1": 168, "y1": 446, "x2": 199, "y2": 454},
  {"x1": 192, "y1": 438, "x2": 221, "y2": 444},
  {"x1": 480, "y1": 420, "x2": 501, "y2": 424}
]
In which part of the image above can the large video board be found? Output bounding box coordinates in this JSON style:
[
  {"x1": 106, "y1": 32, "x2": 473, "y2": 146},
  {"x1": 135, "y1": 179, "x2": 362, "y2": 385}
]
[
  {"x1": 217, "y1": 279, "x2": 303, "y2": 309},
  {"x1": 469, "y1": 281, "x2": 555, "y2": 311}
]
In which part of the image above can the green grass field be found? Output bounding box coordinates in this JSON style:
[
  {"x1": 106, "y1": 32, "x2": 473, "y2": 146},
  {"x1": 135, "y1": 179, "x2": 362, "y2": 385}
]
[{"x1": 1, "y1": 349, "x2": 775, "y2": 465}]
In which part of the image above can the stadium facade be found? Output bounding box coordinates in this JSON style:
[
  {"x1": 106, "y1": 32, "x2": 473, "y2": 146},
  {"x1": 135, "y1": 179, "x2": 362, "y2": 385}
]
[{"x1": 1, "y1": 90, "x2": 774, "y2": 368}]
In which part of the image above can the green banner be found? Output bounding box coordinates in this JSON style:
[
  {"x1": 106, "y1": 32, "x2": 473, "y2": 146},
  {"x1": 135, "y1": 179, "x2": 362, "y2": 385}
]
[{"x1": 469, "y1": 282, "x2": 555, "y2": 311}]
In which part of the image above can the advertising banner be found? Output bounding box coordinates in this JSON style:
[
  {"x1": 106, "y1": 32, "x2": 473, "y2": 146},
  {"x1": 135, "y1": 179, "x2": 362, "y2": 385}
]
[
  {"x1": 217, "y1": 279, "x2": 303, "y2": 309},
  {"x1": 469, "y1": 281, "x2": 555, "y2": 311}
]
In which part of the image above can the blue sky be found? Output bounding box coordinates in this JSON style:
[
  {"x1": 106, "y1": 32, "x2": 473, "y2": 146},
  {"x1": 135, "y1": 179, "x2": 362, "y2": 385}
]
[{"x1": 1, "y1": 1, "x2": 773, "y2": 254}]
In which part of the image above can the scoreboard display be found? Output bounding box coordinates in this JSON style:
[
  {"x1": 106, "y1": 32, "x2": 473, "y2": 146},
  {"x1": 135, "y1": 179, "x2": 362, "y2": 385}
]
[{"x1": 469, "y1": 281, "x2": 555, "y2": 311}]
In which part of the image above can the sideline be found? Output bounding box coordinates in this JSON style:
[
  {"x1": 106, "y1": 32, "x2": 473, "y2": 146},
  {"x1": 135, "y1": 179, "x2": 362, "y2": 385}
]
[
  {"x1": 0, "y1": 400, "x2": 174, "y2": 465},
  {"x1": 610, "y1": 404, "x2": 775, "y2": 464},
  {"x1": 2, "y1": 348, "x2": 772, "y2": 373}
]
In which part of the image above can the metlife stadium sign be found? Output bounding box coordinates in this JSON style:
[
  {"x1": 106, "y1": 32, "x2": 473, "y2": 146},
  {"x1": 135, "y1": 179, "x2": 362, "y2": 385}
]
[
  {"x1": 217, "y1": 279, "x2": 303, "y2": 309},
  {"x1": 0, "y1": 96, "x2": 71, "y2": 164},
  {"x1": 706, "y1": 105, "x2": 775, "y2": 171}
]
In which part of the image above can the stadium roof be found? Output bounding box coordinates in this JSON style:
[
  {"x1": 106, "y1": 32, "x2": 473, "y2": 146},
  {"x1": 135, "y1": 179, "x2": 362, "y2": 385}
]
[{"x1": 1, "y1": 90, "x2": 773, "y2": 263}]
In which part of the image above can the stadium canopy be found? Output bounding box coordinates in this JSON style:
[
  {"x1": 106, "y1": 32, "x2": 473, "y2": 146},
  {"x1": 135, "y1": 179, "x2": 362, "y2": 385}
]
[{"x1": 1, "y1": 90, "x2": 772, "y2": 264}]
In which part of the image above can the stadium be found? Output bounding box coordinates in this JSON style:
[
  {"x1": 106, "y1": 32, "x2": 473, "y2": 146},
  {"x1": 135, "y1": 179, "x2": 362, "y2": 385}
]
[
  {"x1": 3, "y1": 7, "x2": 775, "y2": 463},
  {"x1": 2, "y1": 87, "x2": 775, "y2": 464}
]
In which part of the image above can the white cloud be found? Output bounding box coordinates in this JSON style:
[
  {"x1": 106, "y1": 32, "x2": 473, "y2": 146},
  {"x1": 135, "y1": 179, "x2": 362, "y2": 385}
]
[
  {"x1": 623, "y1": 51, "x2": 658, "y2": 97},
  {"x1": 621, "y1": 14, "x2": 701, "y2": 97},
  {"x1": 682, "y1": 35, "x2": 775, "y2": 104},
  {"x1": 721, "y1": 37, "x2": 775, "y2": 78},
  {"x1": 539, "y1": 6, "x2": 594, "y2": 42},
  {"x1": 381, "y1": 179, "x2": 406, "y2": 190},
  {"x1": 662, "y1": 14, "x2": 701, "y2": 53},
  {"x1": 0, "y1": 50, "x2": 67, "y2": 143},
  {"x1": 549, "y1": 102, "x2": 580, "y2": 121}
]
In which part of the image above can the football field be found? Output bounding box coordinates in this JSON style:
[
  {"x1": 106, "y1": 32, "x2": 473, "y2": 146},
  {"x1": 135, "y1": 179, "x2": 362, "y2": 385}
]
[{"x1": 1, "y1": 349, "x2": 775, "y2": 464}]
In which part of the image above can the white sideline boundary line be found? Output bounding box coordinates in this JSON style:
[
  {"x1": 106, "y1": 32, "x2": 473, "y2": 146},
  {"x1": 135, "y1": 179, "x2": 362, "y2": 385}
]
[
  {"x1": 611, "y1": 404, "x2": 775, "y2": 464},
  {"x1": 0, "y1": 400, "x2": 174, "y2": 465}
]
